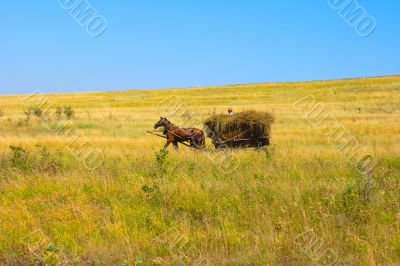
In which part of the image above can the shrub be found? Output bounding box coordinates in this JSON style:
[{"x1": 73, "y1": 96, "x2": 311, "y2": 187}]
[
  {"x1": 154, "y1": 148, "x2": 169, "y2": 178},
  {"x1": 24, "y1": 106, "x2": 43, "y2": 122},
  {"x1": 141, "y1": 183, "x2": 164, "y2": 206},
  {"x1": 133, "y1": 256, "x2": 144, "y2": 266},
  {"x1": 9, "y1": 146, "x2": 31, "y2": 170},
  {"x1": 54, "y1": 106, "x2": 74, "y2": 120},
  {"x1": 63, "y1": 106, "x2": 75, "y2": 120},
  {"x1": 341, "y1": 179, "x2": 372, "y2": 224},
  {"x1": 36, "y1": 145, "x2": 60, "y2": 175},
  {"x1": 55, "y1": 106, "x2": 63, "y2": 119},
  {"x1": 24, "y1": 109, "x2": 32, "y2": 122},
  {"x1": 42, "y1": 243, "x2": 62, "y2": 265},
  {"x1": 264, "y1": 145, "x2": 275, "y2": 160},
  {"x1": 28, "y1": 106, "x2": 43, "y2": 118}
]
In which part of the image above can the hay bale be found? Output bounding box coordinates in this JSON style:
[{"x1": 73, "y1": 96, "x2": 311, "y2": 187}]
[{"x1": 204, "y1": 110, "x2": 274, "y2": 141}]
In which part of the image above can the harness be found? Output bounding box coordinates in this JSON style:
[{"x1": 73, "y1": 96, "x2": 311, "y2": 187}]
[{"x1": 164, "y1": 123, "x2": 199, "y2": 145}]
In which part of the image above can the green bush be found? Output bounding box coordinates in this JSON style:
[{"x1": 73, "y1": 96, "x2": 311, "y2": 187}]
[
  {"x1": 154, "y1": 148, "x2": 169, "y2": 178},
  {"x1": 42, "y1": 243, "x2": 62, "y2": 265},
  {"x1": 9, "y1": 146, "x2": 31, "y2": 171},
  {"x1": 55, "y1": 106, "x2": 63, "y2": 119},
  {"x1": 341, "y1": 185, "x2": 371, "y2": 224},
  {"x1": 36, "y1": 145, "x2": 60, "y2": 175},
  {"x1": 63, "y1": 106, "x2": 75, "y2": 120},
  {"x1": 27, "y1": 106, "x2": 43, "y2": 118}
]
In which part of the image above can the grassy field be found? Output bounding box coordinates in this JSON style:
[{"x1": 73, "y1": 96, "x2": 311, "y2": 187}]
[{"x1": 0, "y1": 75, "x2": 399, "y2": 265}]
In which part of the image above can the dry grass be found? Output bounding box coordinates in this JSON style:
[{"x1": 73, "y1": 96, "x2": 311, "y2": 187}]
[
  {"x1": 0, "y1": 75, "x2": 399, "y2": 265},
  {"x1": 204, "y1": 110, "x2": 274, "y2": 140}
]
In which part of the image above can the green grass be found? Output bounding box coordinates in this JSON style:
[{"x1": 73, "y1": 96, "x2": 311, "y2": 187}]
[{"x1": 0, "y1": 75, "x2": 399, "y2": 265}]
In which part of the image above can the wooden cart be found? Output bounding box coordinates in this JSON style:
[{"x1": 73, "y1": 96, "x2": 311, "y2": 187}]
[{"x1": 211, "y1": 135, "x2": 270, "y2": 149}]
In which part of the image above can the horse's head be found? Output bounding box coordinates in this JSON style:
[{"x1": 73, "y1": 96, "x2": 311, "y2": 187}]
[{"x1": 154, "y1": 117, "x2": 170, "y2": 129}]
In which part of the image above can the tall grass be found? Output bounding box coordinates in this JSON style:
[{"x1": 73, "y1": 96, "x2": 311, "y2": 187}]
[{"x1": 0, "y1": 75, "x2": 399, "y2": 265}]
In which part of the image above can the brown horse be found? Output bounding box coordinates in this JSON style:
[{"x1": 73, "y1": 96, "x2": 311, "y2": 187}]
[{"x1": 154, "y1": 117, "x2": 205, "y2": 150}]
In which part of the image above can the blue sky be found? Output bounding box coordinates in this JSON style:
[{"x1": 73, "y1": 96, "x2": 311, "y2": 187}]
[{"x1": 0, "y1": 1, "x2": 399, "y2": 94}]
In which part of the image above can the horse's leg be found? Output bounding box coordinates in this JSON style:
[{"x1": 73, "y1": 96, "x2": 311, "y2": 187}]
[
  {"x1": 164, "y1": 133, "x2": 175, "y2": 149},
  {"x1": 201, "y1": 133, "x2": 206, "y2": 148},
  {"x1": 164, "y1": 140, "x2": 171, "y2": 148},
  {"x1": 173, "y1": 141, "x2": 179, "y2": 151},
  {"x1": 198, "y1": 134, "x2": 204, "y2": 148},
  {"x1": 193, "y1": 136, "x2": 198, "y2": 148},
  {"x1": 189, "y1": 135, "x2": 197, "y2": 148}
]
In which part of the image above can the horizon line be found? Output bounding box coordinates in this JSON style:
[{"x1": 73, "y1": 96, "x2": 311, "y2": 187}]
[{"x1": 0, "y1": 73, "x2": 399, "y2": 97}]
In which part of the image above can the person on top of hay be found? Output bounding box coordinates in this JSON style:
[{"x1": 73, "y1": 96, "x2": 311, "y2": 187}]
[{"x1": 228, "y1": 107, "x2": 233, "y2": 116}]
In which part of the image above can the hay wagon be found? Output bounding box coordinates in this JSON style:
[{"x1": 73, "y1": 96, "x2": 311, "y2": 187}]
[{"x1": 204, "y1": 111, "x2": 274, "y2": 149}]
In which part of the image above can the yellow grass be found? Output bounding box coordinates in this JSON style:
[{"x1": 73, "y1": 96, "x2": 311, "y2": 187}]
[{"x1": 0, "y1": 75, "x2": 399, "y2": 265}]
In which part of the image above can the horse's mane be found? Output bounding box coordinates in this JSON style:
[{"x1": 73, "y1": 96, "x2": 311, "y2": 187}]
[{"x1": 162, "y1": 117, "x2": 175, "y2": 127}]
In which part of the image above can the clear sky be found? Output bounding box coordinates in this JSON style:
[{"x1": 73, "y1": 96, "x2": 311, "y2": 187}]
[{"x1": 1, "y1": 1, "x2": 399, "y2": 94}]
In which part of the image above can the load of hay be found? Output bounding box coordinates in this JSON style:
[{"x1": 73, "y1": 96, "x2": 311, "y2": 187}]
[{"x1": 204, "y1": 110, "x2": 275, "y2": 142}]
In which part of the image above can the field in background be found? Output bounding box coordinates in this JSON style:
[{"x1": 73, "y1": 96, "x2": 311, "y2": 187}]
[{"x1": 0, "y1": 75, "x2": 399, "y2": 265}]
